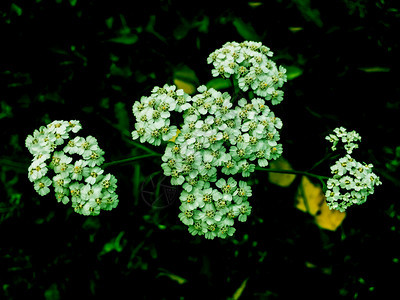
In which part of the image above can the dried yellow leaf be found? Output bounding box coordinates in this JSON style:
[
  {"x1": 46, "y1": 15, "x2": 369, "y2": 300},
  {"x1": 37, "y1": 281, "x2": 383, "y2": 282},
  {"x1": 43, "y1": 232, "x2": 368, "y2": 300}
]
[
  {"x1": 265, "y1": 155, "x2": 346, "y2": 231},
  {"x1": 296, "y1": 176, "x2": 346, "y2": 231},
  {"x1": 173, "y1": 78, "x2": 196, "y2": 95},
  {"x1": 295, "y1": 176, "x2": 324, "y2": 216},
  {"x1": 268, "y1": 157, "x2": 296, "y2": 187},
  {"x1": 315, "y1": 200, "x2": 346, "y2": 231}
]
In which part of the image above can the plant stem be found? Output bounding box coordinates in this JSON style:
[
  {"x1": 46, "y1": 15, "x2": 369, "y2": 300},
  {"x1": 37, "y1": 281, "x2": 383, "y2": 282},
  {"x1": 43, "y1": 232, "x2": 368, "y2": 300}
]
[
  {"x1": 309, "y1": 152, "x2": 340, "y2": 171},
  {"x1": 0, "y1": 158, "x2": 29, "y2": 172},
  {"x1": 128, "y1": 140, "x2": 163, "y2": 156},
  {"x1": 230, "y1": 76, "x2": 237, "y2": 100},
  {"x1": 103, "y1": 153, "x2": 161, "y2": 168}
]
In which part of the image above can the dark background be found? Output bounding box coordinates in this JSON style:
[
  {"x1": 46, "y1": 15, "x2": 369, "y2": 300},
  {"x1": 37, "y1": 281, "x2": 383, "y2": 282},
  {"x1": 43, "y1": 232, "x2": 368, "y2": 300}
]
[{"x1": 1, "y1": 0, "x2": 400, "y2": 299}]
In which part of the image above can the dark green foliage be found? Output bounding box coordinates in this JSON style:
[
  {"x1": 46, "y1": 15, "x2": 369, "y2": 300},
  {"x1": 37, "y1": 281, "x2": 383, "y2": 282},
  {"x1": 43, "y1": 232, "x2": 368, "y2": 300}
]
[{"x1": 1, "y1": 0, "x2": 400, "y2": 299}]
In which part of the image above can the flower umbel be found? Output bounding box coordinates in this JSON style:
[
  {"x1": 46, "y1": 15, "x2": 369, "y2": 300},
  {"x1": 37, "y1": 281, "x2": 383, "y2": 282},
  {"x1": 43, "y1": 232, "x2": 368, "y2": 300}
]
[
  {"x1": 26, "y1": 120, "x2": 119, "y2": 216},
  {"x1": 324, "y1": 129, "x2": 381, "y2": 212},
  {"x1": 325, "y1": 126, "x2": 362, "y2": 154},
  {"x1": 208, "y1": 41, "x2": 287, "y2": 105},
  {"x1": 131, "y1": 41, "x2": 287, "y2": 239}
]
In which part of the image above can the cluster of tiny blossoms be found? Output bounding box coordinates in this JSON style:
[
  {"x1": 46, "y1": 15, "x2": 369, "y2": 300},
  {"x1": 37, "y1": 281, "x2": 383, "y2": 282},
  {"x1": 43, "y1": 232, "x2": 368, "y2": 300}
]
[
  {"x1": 326, "y1": 126, "x2": 361, "y2": 154},
  {"x1": 132, "y1": 41, "x2": 285, "y2": 239},
  {"x1": 131, "y1": 84, "x2": 182, "y2": 146},
  {"x1": 207, "y1": 41, "x2": 287, "y2": 105},
  {"x1": 132, "y1": 84, "x2": 282, "y2": 239},
  {"x1": 25, "y1": 120, "x2": 119, "y2": 216},
  {"x1": 325, "y1": 127, "x2": 381, "y2": 212}
]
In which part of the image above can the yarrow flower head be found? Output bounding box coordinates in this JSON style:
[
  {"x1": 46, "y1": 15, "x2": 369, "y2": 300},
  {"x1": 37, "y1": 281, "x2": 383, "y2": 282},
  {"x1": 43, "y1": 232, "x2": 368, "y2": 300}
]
[
  {"x1": 325, "y1": 126, "x2": 362, "y2": 154},
  {"x1": 324, "y1": 128, "x2": 381, "y2": 212},
  {"x1": 207, "y1": 41, "x2": 287, "y2": 105},
  {"x1": 132, "y1": 41, "x2": 287, "y2": 239},
  {"x1": 26, "y1": 120, "x2": 119, "y2": 216},
  {"x1": 325, "y1": 155, "x2": 381, "y2": 212}
]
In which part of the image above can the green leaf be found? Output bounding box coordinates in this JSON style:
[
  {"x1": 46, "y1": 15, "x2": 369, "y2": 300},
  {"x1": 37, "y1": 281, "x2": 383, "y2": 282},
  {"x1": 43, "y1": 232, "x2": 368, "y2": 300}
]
[
  {"x1": 289, "y1": 27, "x2": 304, "y2": 33},
  {"x1": 174, "y1": 16, "x2": 209, "y2": 40},
  {"x1": 44, "y1": 284, "x2": 60, "y2": 300},
  {"x1": 105, "y1": 17, "x2": 114, "y2": 29},
  {"x1": 293, "y1": 0, "x2": 323, "y2": 27},
  {"x1": 0, "y1": 101, "x2": 13, "y2": 119},
  {"x1": 232, "y1": 278, "x2": 249, "y2": 300},
  {"x1": 173, "y1": 19, "x2": 191, "y2": 40},
  {"x1": 286, "y1": 65, "x2": 303, "y2": 80},
  {"x1": 134, "y1": 70, "x2": 147, "y2": 83},
  {"x1": 99, "y1": 231, "x2": 126, "y2": 256},
  {"x1": 146, "y1": 15, "x2": 166, "y2": 43},
  {"x1": 114, "y1": 102, "x2": 130, "y2": 133},
  {"x1": 109, "y1": 63, "x2": 132, "y2": 78},
  {"x1": 108, "y1": 34, "x2": 138, "y2": 45},
  {"x1": 195, "y1": 16, "x2": 209, "y2": 33},
  {"x1": 157, "y1": 269, "x2": 187, "y2": 285},
  {"x1": 173, "y1": 65, "x2": 199, "y2": 84},
  {"x1": 232, "y1": 18, "x2": 260, "y2": 41},
  {"x1": 206, "y1": 78, "x2": 232, "y2": 90},
  {"x1": 358, "y1": 67, "x2": 390, "y2": 73},
  {"x1": 11, "y1": 4, "x2": 22, "y2": 16}
]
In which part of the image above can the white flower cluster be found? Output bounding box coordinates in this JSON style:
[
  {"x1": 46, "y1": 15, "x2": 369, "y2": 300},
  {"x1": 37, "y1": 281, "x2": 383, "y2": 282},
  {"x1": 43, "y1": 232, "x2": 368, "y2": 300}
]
[
  {"x1": 131, "y1": 85, "x2": 182, "y2": 146},
  {"x1": 132, "y1": 83, "x2": 283, "y2": 239},
  {"x1": 178, "y1": 178, "x2": 253, "y2": 239},
  {"x1": 132, "y1": 41, "x2": 286, "y2": 239},
  {"x1": 326, "y1": 155, "x2": 381, "y2": 212},
  {"x1": 207, "y1": 41, "x2": 287, "y2": 105},
  {"x1": 325, "y1": 126, "x2": 361, "y2": 154},
  {"x1": 325, "y1": 127, "x2": 381, "y2": 212},
  {"x1": 25, "y1": 120, "x2": 119, "y2": 216},
  {"x1": 160, "y1": 85, "x2": 283, "y2": 179}
]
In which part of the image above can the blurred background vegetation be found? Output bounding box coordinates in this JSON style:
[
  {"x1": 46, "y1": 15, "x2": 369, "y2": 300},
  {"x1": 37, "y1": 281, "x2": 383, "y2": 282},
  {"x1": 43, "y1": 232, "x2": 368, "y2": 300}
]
[{"x1": 1, "y1": 0, "x2": 400, "y2": 299}]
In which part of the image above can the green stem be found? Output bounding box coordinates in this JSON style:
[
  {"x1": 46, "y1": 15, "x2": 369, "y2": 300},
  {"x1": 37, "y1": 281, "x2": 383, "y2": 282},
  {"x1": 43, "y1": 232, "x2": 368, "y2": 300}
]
[
  {"x1": 309, "y1": 152, "x2": 340, "y2": 171},
  {"x1": 103, "y1": 153, "x2": 161, "y2": 168},
  {"x1": 0, "y1": 158, "x2": 28, "y2": 172},
  {"x1": 100, "y1": 115, "x2": 162, "y2": 157},
  {"x1": 230, "y1": 76, "x2": 237, "y2": 100},
  {"x1": 128, "y1": 140, "x2": 163, "y2": 156}
]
